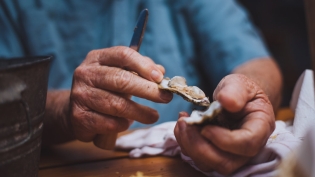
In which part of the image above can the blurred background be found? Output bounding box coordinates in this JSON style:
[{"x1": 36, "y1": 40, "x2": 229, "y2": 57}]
[{"x1": 239, "y1": 0, "x2": 311, "y2": 107}]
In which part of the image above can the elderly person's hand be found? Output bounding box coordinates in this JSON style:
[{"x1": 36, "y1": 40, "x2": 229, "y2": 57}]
[
  {"x1": 70, "y1": 46, "x2": 173, "y2": 142},
  {"x1": 174, "y1": 74, "x2": 275, "y2": 175}
]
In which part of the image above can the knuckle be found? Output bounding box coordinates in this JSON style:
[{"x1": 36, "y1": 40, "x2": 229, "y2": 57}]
[
  {"x1": 103, "y1": 120, "x2": 119, "y2": 132},
  {"x1": 86, "y1": 50, "x2": 99, "y2": 60},
  {"x1": 116, "y1": 98, "x2": 129, "y2": 117},
  {"x1": 71, "y1": 83, "x2": 82, "y2": 96},
  {"x1": 70, "y1": 102, "x2": 82, "y2": 117},
  {"x1": 75, "y1": 66, "x2": 96, "y2": 86},
  {"x1": 118, "y1": 118, "x2": 130, "y2": 131},
  {"x1": 71, "y1": 108, "x2": 94, "y2": 130},
  {"x1": 108, "y1": 96, "x2": 128, "y2": 117},
  {"x1": 86, "y1": 50, "x2": 94, "y2": 58},
  {"x1": 146, "y1": 110, "x2": 159, "y2": 123},
  {"x1": 215, "y1": 159, "x2": 235, "y2": 175},
  {"x1": 194, "y1": 162, "x2": 211, "y2": 172},
  {"x1": 114, "y1": 70, "x2": 133, "y2": 92},
  {"x1": 70, "y1": 87, "x2": 80, "y2": 101},
  {"x1": 85, "y1": 49, "x2": 103, "y2": 65},
  {"x1": 189, "y1": 147, "x2": 215, "y2": 172},
  {"x1": 119, "y1": 47, "x2": 136, "y2": 61},
  {"x1": 103, "y1": 118, "x2": 129, "y2": 133},
  {"x1": 70, "y1": 106, "x2": 82, "y2": 123},
  {"x1": 71, "y1": 84, "x2": 90, "y2": 106},
  {"x1": 73, "y1": 66, "x2": 84, "y2": 78},
  {"x1": 242, "y1": 137, "x2": 259, "y2": 156},
  {"x1": 83, "y1": 115, "x2": 97, "y2": 130},
  {"x1": 73, "y1": 66, "x2": 91, "y2": 84},
  {"x1": 71, "y1": 112, "x2": 96, "y2": 142}
]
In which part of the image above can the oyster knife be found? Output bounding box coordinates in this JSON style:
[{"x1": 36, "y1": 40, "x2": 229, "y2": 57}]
[{"x1": 129, "y1": 9, "x2": 149, "y2": 52}]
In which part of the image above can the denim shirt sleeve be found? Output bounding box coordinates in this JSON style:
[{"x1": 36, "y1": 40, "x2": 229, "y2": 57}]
[
  {"x1": 174, "y1": 0, "x2": 270, "y2": 85},
  {"x1": 0, "y1": 1, "x2": 25, "y2": 58}
]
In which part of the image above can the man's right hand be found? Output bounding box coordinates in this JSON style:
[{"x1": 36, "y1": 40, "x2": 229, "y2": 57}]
[{"x1": 69, "y1": 46, "x2": 173, "y2": 142}]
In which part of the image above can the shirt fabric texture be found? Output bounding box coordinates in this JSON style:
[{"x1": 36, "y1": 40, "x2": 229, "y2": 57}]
[{"x1": 0, "y1": 0, "x2": 270, "y2": 128}]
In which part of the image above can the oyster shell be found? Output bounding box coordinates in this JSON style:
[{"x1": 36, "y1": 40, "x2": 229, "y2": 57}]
[
  {"x1": 183, "y1": 101, "x2": 222, "y2": 125},
  {"x1": 158, "y1": 76, "x2": 210, "y2": 106}
]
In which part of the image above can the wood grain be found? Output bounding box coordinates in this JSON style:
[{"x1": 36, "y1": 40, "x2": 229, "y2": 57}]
[
  {"x1": 39, "y1": 156, "x2": 205, "y2": 177},
  {"x1": 40, "y1": 141, "x2": 129, "y2": 169},
  {"x1": 40, "y1": 130, "x2": 135, "y2": 169}
]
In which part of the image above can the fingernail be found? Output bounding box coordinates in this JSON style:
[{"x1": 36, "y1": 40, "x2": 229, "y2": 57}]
[
  {"x1": 178, "y1": 112, "x2": 185, "y2": 119},
  {"x1": 151, "y1": 70, "x2": 163, "y2": 82},
  {"x1": 160, "y1": 90, "x2": 173, "y2": 101}
]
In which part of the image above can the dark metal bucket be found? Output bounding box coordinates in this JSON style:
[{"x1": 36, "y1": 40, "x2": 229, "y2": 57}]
[{"x1": 0, "y1": 56, "x2": 51, "y2": 177}]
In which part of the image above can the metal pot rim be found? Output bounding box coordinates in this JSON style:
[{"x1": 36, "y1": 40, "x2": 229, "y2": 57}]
[{"x1": 0, "y1": 56, "x2": 52, "y2": 71}]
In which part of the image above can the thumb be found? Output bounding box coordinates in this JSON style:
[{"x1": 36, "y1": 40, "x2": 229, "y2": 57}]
[{"x1": 213, "y1": 74, "x2": 260, "y2": 113}]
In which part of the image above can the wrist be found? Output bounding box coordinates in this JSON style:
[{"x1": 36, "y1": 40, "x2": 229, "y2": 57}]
[{"x1": 43, "y1": 90, "x2": 74, "y2": 146}]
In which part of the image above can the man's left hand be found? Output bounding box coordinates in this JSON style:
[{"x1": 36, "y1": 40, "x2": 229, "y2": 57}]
[{"x1": 174, "y1": 74, "x2": 275, "y2": 175}]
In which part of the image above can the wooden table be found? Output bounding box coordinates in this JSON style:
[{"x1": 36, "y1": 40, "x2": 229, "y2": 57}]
[
  {"x1": 39, "y1": 133, "x2": 205, "y2": 177},
  {"x1": 39, "y1": 108, "x2": 294, "y2": 177}
]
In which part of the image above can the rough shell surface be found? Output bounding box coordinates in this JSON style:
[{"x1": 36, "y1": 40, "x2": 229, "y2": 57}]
[
  {"x1": 158, "y1": 76, "x2": 210, "y2": 106},
  {"x1": 183, "y1": 101, "x2": 222, "y2": 125}
]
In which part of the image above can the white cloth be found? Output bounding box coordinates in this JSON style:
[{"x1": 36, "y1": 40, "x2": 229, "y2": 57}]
[
  {"x1": 294, "y1": 127, "x2": 315, "y2": 177},
  {"x1": 290, "y1": 69, "x2": 315, "y2": 139},
  {"x1": 116, "y1": 122, "x2": 180, "y2": 157},
  {"x1": 115, "y1": 69, "x2": 315, "y2": 176},
  {"x1": 116, "y1": 121, "x2": 300, "y2": 177}
]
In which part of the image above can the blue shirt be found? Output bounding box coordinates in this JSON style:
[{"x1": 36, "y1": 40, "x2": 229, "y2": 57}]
[{"x1": 0, "y1": 0, "x2": 269, "y2": 128}]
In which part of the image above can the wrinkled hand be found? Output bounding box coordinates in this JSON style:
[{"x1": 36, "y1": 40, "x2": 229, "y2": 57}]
[
  {"x1": 174, "y1": 74, "x2": 275, "y2": 175},
  {"x1": 70, "y1": 46, "x2": 173, "y2": 142}
]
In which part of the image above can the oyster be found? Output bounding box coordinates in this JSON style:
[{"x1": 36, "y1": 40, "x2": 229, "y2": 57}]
[
  {"x1": 158, "y1": 76, "x2": 210, "y2": 106},
  {"x1": 183, "y1": 101, "x2": 222, "y2": 125}
]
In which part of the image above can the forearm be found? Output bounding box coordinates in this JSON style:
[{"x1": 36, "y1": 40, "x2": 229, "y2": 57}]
[
  {"x1": 42, "y1": 90, "x2": 75, "y2": 146},
  {"x1": 232, "y1": 57, "x2": 283, "y2": 111}
]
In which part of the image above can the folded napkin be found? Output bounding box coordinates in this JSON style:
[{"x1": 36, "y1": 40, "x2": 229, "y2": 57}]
[
  {"x1": 290, "y1": 69, "x2": 315, "y2": 139},
  {"x1": 116, "y1": 122, "x2": 180, "y2": 157},
  {"x1": 116, "y1": 69, "x2": 314, "y2": 176},
  {"x1": 275, "y1": 69, "x2": 315, "y2": 177},
  {"x1": 116, "y1": 120, "x2": 300, "y2": 177},
  {"x1": 277, "y1": 127, "x2": 315, "y2": 177}
]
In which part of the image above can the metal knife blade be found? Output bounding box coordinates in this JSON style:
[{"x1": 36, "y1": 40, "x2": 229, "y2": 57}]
[{"x1": 129, "y1": 9, "x2": 149, "y2": 52}]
